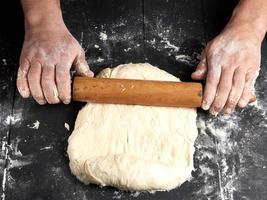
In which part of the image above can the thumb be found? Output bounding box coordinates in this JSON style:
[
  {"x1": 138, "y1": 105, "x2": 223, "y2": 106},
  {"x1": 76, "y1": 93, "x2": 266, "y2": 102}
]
[
  {"x1": 73, "y1": 50, "x2": 94, "y2": 77},
  {"x1": 191, "y1": 51, "x2": 207, "y2": 80}
]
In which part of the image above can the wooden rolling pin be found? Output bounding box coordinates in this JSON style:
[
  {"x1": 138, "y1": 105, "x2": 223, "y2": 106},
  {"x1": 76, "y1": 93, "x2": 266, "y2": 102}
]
[
  {"x1": 73, "y1": 77, "x2": 202, "y2": 107},
  {"x1": 72, "y1": 77, "x2": 256, "y2": 108}
]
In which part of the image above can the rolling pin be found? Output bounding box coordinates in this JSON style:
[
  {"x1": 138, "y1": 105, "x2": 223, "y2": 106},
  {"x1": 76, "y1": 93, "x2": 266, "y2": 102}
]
[{"x1": 72, "y1": 77, "x2": 256, "y2": 108}]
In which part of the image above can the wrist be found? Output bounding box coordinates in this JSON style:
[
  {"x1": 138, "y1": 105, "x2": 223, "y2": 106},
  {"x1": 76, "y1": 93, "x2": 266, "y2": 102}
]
[
  {"x1": 225, "y1": 20, "x2": 266, "y2": 43},
  {"x1": 24, "y1": 10, "x2": 64, "y2": 29},
  {"x1": 226, "y1": 1, "x2": 267, "y2": 42}
]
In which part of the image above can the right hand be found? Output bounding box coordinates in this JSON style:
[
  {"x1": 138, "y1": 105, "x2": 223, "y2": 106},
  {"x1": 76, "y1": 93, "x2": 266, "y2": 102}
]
[{"x1": 17, "y1": 22, "x2": 93, "y2": 105}]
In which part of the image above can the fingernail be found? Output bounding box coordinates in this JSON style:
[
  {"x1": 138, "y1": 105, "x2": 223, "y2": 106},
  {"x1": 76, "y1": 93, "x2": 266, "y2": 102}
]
[
  {"x1": 63, "y1": 99, "x2": 71, "y2": 104},
  {"x1": 224, "y1": 107, "x2": 232, "y2": 114},
  {"x1": 239, "y1": 99, "x2": 246, "y2": 108},
  {"x1": 51, "y1": 99, "x2": 60, "y2": 104},
  {"x1": 38, "y1": 100, "x2": 46, "y2": 105},
  {"x1": 196, "y1": 69, "x2": 205, "y2": 74},
  {"x1": 87, "y1": 70, "x2": 94, "y2": 77},
  {"x1": 202, "y1": 100, "x2": 210, "y2": 110},
  {"x1": 210, "y1": 109, "x2": 218, "y2": 116},
  {"x1": 19, "y1": 88, "x2": 30, "y2": 98}
]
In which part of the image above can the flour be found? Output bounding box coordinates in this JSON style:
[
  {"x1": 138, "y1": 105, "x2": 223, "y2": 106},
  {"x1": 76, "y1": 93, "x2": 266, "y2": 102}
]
[
  {"x1": 160, "y1": 38, "x2": 180, "y2": 52},
  {"x1": 192, "y1": 94, "x2": 267, "y2": 200},
  {"x1": 27, "y1": 120, "x2": 40, "y2": 130},
  {"x1": 144, "y1": 18, "x2": 201, "y2": 66},
  {"x1": 175, "y1": 55, "x2": 193, "y2": 64},
  {"x1": 64, "y1": 123, "x2": 70, "y2": 131},
  {"x1": 97, "y1": 57, "x2": 104, "y2": 62},
  {"x1": 112, "y1": 191, "x2": 123, "y2": 199},
  {"x1": 2, "y1": 58, "x2": 7, "y2": 66},
  {"x1": 40, "y1": 146, "x2": 53, "y2": 151},
  {"x1": 129, "y1": 192, "x2": 140, "y2": 198},
  {"x1": 99, "y1": 32, "x2": 108, "y2": 41},
  {"x1": 112, "y1": 190, "x2": 139, "y2": 199},
  {"x1": 4, "y1": 114, "x2": 21, "y2": 125},
  {"x1": 123, "y1": 48, "x2": 131, "y2": 52},
  {"x1": 1, "y1": 168, "x2": 7, "y2": 200},
  {"x1": 1, "y1": 141, "x2": 7, "y2": 151},
  {"x1": 249, "y1": 99, "x2": 264, "y2": 110}
]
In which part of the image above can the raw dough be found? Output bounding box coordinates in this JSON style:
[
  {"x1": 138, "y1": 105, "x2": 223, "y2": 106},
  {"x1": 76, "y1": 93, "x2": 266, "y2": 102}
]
[{"x1": 67, "y1": 63, "x2": 198, "y2": 192}]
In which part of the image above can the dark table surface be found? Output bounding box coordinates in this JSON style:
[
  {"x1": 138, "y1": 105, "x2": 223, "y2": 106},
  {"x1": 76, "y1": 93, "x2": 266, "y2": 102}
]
[{"x1": 0, "y1": 0, "x2": 266, "y2": 200}]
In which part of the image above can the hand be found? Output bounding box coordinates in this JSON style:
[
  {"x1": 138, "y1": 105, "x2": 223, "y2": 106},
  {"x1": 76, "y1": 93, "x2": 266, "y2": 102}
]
[
  {"x1": 192, "y1": 25, "x2": 261, "y2": 115},
  {"x1": 17, "y1": 23, "x2": 93, "y2": 105}
]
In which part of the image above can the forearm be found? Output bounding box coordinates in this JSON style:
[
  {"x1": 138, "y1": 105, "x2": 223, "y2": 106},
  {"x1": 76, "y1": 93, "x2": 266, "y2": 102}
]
[
  {"x1": 226, "y1": 0, "x2": 267, "y2": 41},
  {"x1": 20, "y1": 0, "x2": 63, "y2": 29}
]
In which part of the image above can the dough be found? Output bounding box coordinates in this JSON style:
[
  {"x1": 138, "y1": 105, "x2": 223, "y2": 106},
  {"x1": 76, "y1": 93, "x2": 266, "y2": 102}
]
[{"x1": 67, "y1": 63, "x2": 198, "y2": 192}]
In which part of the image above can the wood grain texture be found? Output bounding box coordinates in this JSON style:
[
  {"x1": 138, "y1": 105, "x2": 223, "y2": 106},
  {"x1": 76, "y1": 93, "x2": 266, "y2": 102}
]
[{"x1": 73, "y1": 77, "x2": 203, "y2": 107}]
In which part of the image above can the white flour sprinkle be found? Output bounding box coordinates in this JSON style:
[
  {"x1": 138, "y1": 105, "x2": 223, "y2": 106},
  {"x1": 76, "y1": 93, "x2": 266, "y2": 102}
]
[
  {"x1": 97, "y1": 57, "x2": 104, "y2": 62},
  {"x1": 64, "y1": 123, "x2": 70, "y2": 131},
  {"x1": 4, "y1": 115, "x2": 21, "y2": 125},
  {"x1": 130, "y1": 192, "x2": 140, "y2": 198},
  {"x1": 112, "y1": 191, "x2": 123, "y2": 199},
  {"x1": 124, "y1": 47, "x2": 132, "y2": 52},
  {"x1": 27, "y1": 120, "x2": 40, "y2": 130},
  {"x1": 160, "y1": 38, "x2": 180, "y2": 52},
  {"x1": 94, "y1": 44, "x2": 99, "y2": 48},
  {"x1": 175, "y1": 55, "x2": 192, "y2": 64},
  {"x1": 1, "y1": 141, "x2": 7, "y2": 151},
  {"x1": 100, "y1": 32, "x2": 108, "y2": 41},
  {"x1": 40, "y1": 146, "x2": 53, "y2": 151},
  {"x1": 2, "y1": 58, "x2": 7, "y2": 65}
]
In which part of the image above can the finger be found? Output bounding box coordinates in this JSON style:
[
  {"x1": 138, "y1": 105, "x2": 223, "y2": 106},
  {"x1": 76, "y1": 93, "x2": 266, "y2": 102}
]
[
  {"x1": 73, "y1": 50, "x2": 94, "y2": 77},
  {"x1": 209, "y1": 66, "x2": 235, "y2": 115},
  {"x1": 191, "y1": 51, "x2": 208, "y2": 80},
  {"x1": 238, "y1": 75, "x2": 255, "y2": 108},
  {"x1": 41, "y1": 64, "x2": 60, "y2": 104},
  {"x1": 27, "y1": 61, "x2": 46, "y2": 105},
  {"x1": 224, "y1": 68, "x2": 246, "y2": 113},
  {"x1": 16, "y1": 59, "x2": 30, "y2": 98},
  {"x1": 56, "y1": 62, "x2": 72, "y2": 104},
  {"x1": 201, "y1": 58, "x2": 222, "y2": 112}
]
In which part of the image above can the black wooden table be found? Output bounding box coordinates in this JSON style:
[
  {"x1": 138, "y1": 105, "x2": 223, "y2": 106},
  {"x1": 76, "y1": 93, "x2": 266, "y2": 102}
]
[{"x1": 0, "y1": 1, "x2": 266, "y2": 200}]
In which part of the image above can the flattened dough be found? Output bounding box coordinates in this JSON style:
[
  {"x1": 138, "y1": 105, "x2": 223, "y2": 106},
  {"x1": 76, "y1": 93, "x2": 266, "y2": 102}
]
[{"x1": 67, "y1": 63, "x2": 198, "y2": 192}]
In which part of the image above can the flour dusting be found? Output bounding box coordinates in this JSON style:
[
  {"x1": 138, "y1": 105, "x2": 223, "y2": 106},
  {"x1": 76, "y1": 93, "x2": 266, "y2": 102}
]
[
  {"x1": 112, "y1": 191, "x2": 123, "y2": 199},
  {"x1": 100, "y1": 32, "x2": 108, "y2": 41},
  {"x1": 4, "y1": 114, "x2": 21, "y2": 125},
  {"x1": 64, "y1": 123, "x2": 70, "y2": 131},
  {"x1": 2, "y1": 58, "x2": 7, "y2": 65},
  {"x1": 97, "y1": 57, "x2": 104, "y2": 62},
  {"x1": 193, "y1": 96, "x2": 267, "y2": 200},
  {"x1": 27, "y1": 120, "x2": 40, "y2": 130}
]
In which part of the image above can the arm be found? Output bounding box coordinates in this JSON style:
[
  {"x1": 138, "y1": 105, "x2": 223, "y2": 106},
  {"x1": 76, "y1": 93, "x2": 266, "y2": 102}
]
[
  {"x1": 192, "y1": 0, "x2": 267, "y2": 115},
  {"x1": 17, "y1": 0, "x2": 93, "y2": 105}
]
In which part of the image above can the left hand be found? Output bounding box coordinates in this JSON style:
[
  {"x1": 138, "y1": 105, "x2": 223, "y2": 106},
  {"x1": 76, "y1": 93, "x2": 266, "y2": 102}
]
[{"x1": 191, "y1": 25, "x2": 261, "y2": 115}]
